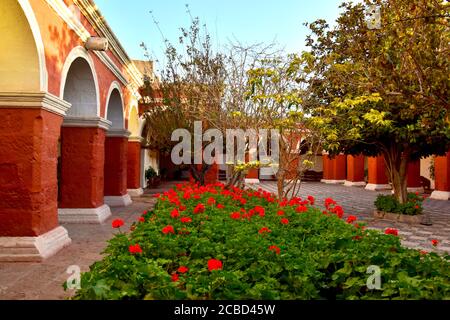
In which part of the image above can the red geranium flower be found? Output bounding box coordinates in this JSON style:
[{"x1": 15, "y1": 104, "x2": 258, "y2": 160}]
[
  {"x1": 171, "y1": 273, "x2": 179, "y2": 282},
  {"x1": 129, "y1": 244, "x2": 143, "y2": 254},
  {"x1": 180, "y1": 217, "x2": 192, "y2": 223},
  {"x1": 296, "y1": 205, "x2": 308, "y2": 213},
  {"x1": 178, "y1": 266, "x2": 189, "y2": 274},
  {"x1": 254, "y1": 206, "x2": 265, "y2": 217},
  {"x1": 277, "y1": 210, "x2": 285, "y2": 216},
  {"x1": 268, "y1": 245, "x2": 281, "y2": 255},
  {"x1": 178, "y1": 205, "x2": 186, "y2": 211},
  {"x1": 346, "y1": 215, "x2": 357, "y2": 224},
  {"x1": 431, "y1": 239, "x2": 439, "y2": 247},
  {"x1": 414, "y1": 205, "x2": 420, "y2": 209},
  {"x1": 281, "y1": 218, "x2": 289, "y2": 225},
  {"x1": 162, "y1": 225, "x2": 175, "y2": 234},
  {"x1": 216, "y1": 203, "x2": 225, "y2": 209},
  {"x1": 207, "y1": 197, "x2": 216, "y2": 205},
  {"x1": 259, "y1": 227, "x2": 271, "y2": 234},
  {"x1": 193, "y1": 203, "x2": 205, "y2": 214},
  {"x1": 208, "y1": 259, "x2": 223, "y2": 272},
  {"x1": 171, "y1": 208, "x2": 180, "y2": 218},
  {"x1": 112, "y1": 219, "x2": 124, "y2": 228},
  {"x1": 138, "y1": 217, "x2": 145, "y2": 223},
  {"x1": 230, "y1": 212, "x2": 241, "y2": 220},
  {"x1": 307, "y1": 195, "x2": 315, "y2": 205},
  {"x1": 331, "y1": 205, "x2": 344, "y2": 218},
  {"x1": 385, "y1": 228, "x2": 398, "y2": 236},
  {"x1": 324, "y1": 198, "x2": 337, "y2": 209}
]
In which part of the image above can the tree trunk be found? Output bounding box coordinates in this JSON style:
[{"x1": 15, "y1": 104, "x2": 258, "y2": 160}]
[
  {"x1": 383, "y1": 148, "x2": 409, "y2": 204},
  {"x1": 189, "y1": 163, "x2": 211, "y2": 186}
]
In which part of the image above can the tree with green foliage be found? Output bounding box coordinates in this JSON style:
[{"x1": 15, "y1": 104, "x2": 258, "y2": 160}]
[{"x1": 304, "y1": 0, "x2": 450, "y2": 203}]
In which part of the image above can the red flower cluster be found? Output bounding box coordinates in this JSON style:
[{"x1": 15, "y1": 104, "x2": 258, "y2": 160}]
[
  {"x1": 277, "y1": 210, "x2": 285, "y2": 216},
  {"x1": 171, "y1": 208, "x2": 180, "y2": 218},
  {"x1": 193, "y1": 203, "x2": 205, "y2": 214},
  {"x1": 180, "y1": 217, "x2": 192, "y2": 223},
  {"x1": 129, "y1": 244, "x2": 142, "y2": 254},
  {"x1": 385, "y1": 228, "x2": 399, "y2": 236},
  {"x1": 112, "y1": 219, "x2": 124, "y2": 228},
  {"x1": 162, "y1": 225, "x2": 175, "y2": 234},
  {"x1": 280, "y1": 218, "x2": 289, "y2": 225},
  {"x1": 171, "y1": 273, "x2": 179, "y2": 282},
  {"x1": 431, "y1": 239, "x2": 439, "y2": 247},
  {"x1": 138, "y1": 217, "x2": 145, "y2": 223},
  {"x1": 295, "y1": 205, "x2": 308, "y2": 213},
  {"x1": 346, "y1": 215, "x2": 357, "y2": 224},
  {"x1": 208, "y1": 259, "x2": 223, "y2": 271},
  {"x1": 268, "y1": 245, "x2": 281, "y2": 255},
  {"x1": 178, "y1": 266, "x2": 189, "y2": 273},
  {"x1": 259, "y1": 227, "x2": 271, "y2": 234},
  {"x1": 230, "y1": 212, "x2": 241, "y2": 220},
  {"x1": 216, "y1": 203, "x2": 225, "y2": 209},
  {"x1": 307, "y1": 195, "x2": 315, "y2": 205},
  {"x1": 207, "y1": 197, "x2": 216, "y2": 205}
]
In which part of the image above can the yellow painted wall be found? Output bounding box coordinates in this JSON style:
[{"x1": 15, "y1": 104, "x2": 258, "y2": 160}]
[
  {"x1": 0, "y1": 0, "x2": 40, "y2": 92},
  {"x1": 128, "y1": 105, "x2": 140, "y2": 136}
]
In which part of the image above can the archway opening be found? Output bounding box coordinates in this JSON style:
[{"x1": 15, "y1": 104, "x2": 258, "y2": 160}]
[
  {"x1": 106, "y1": 88, "x2": 124, "y2": 129},
  {"x1": 58, "y1": 57, "x2": 98, "y2": 207}
]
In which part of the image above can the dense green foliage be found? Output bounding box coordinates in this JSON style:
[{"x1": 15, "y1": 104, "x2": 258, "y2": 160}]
[
  {"x1": 71, "y1": 183, "x2": 449, "y2": 300},
  {"x1": 374, "y1": 193, "x2": 423, "y2": 215}
]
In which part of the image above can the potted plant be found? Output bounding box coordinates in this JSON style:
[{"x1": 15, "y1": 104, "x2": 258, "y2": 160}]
[
  {"x1": 145, "y1": 166, "x2": 161, "y2": 188},
  {"x1": 373, "y1": 192, "x2": 425, "y2": 224}
]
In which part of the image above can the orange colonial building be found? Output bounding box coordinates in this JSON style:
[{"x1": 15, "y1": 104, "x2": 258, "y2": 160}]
[{"x1": 0, "y1": 0, "x2": 155, "y2": 261}]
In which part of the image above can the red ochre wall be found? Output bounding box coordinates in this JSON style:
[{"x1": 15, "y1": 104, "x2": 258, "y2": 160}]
[
  {"x1": 104, "y1": 137, "x2": 128, "y2": 196},
  {"x1": 127, "y1": 141, "x2": 142, "y2": 189},
  {"x1": 0, "y1": 109, "x2": 62, "y2": 236}
]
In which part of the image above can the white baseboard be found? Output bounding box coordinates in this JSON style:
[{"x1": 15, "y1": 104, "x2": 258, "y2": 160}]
[
  {"x1": 104, "y1": 194, "x2": 132, "y2": 207},
  {"x1": 344, "y1": 181, "x2": 367, "y2": 187},
  {"x1": 127, "y1": 188, "x2": 144, "y2": 197},
  {"x1": 58, "y1": 204, "x2": 112, "y2": 223},
  {"x1": 430, "y1": 190, "x2": 450, "y2": 201},
  {"x1": 365, "y1": 183, "x2": 391, "y2": 191},
  {"x1": 0, "y1": 226, "x2": 71, "y2": 262}
]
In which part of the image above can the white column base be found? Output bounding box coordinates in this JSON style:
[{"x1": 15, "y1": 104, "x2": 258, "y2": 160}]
[
  {"x1": 344, "y1": 181, "x2": 367, "y2": 187},
  {"x1": 365, "y1": 183, "x2": 391, "y2": 191},
  {"x1": 430, "y1": 190, "x2": 450, "y2": 200},
  {"x1": 245, "y1": 178, "x2": 260, "y2": 184},
  {"x1": 0, "y1": 226, "x2": 71, "y2": 262},
  {"x1": 407, "y1": 187, "x2": 424, "y2": 193},
  {"x1": 127, "y1": 188, "x2": 144, "y2": 197},
  {"x1": 321, "y1": 179, "x2": 345, "y2": 184},
  {"x1": 104, "y1": 194, "x2": 132, "y2": 207},
  {"x1": 58, "y1": 204, "x2": 112, "y2": 223}
]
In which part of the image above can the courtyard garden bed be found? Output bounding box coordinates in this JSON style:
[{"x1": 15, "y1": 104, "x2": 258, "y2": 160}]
[
  {"x1": 373, "y1": 193, "x2": 425, "y2": 224},
  {"x1": 71, "y1": 182, "x2": 450, "y2": 300}
]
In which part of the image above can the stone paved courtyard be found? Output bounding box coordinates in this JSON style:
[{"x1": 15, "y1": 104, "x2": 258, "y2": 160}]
[
  {"x1": 0, "y1": 181, "x2": 448, "y2": 300},
  {"x1": 255, "y1": 181, "x2": 450, "y2": 254}
]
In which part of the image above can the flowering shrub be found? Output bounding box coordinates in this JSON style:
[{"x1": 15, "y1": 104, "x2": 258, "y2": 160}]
[
  {"x1": 72, "y1": 183, "x2": 450, "y2": 300},
  {"x1": 375, "y1": 193, "x2": 424, "y2": 215}
]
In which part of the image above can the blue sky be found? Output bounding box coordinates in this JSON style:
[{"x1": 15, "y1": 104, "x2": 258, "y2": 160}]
[{"x1": 95, "y1": 0, "x2": 346, "y2": 69}]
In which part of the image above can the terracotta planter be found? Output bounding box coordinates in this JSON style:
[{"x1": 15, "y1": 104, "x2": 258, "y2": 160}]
[{"x1": 372, "y1": 210, "x2": 424, "y2": 224}]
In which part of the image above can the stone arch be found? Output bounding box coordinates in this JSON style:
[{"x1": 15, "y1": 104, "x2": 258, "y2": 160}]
[
  {"x1": 105, "y1": 82, "x2": 125, "y2": 129},
  {"x1": 60, "y1": 46, "x2": 99, "y2": 116},
  {"x1": 0, "y1": 0, "x2": 48, "y2": 92}
]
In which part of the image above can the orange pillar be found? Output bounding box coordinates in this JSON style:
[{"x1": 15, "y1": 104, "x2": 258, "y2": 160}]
[
  {"x1": 58, "y1": 118, "x2": 111, "y2": 223},
  {"x1": 0, "y1": 95, "x2": 71, "y2": 261},
  {"x1": 430, "y1": 152, "x2": 450, "y2": 200},
  {"x1": 344, "y1": 155, "x2": 366, "y2": 187},
  {"x1": 323, "y1": 154, "x2": 346, "y2": 184},
  {"x1": 407, "y1": 160, "x2": 423, "y2": 193},
  {"x1": 321, "y1": 154, "x2": 332, "y2": 182},
  {"x1": 104, "y1": 129, "x2": 132, "y2": 207},
  {"x1": 127, "y1": 137, "x2": 143, "y2": 196},
  {"x1": 365, "y1": 155, "x2": 391, "y2": 190}
]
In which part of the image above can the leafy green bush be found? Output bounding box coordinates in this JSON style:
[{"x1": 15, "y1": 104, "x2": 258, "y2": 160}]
[
  {"x1": 375, "y1": 193, "x2": 424, "y2": 215},
  {"x1": 145, "y1": 166, "x2": 158, "y2": 180},
  {"x1": 71, "y1": 183, "x2": 449, "y2": 300}
]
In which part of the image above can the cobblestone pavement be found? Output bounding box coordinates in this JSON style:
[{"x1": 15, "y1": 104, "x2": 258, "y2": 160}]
[
  {"x1": 253, "y1": 181, "x2": 450, "y2": 254},
  {"x1": 0, "y1": 182, "x2": 179, "y2": 300}
]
